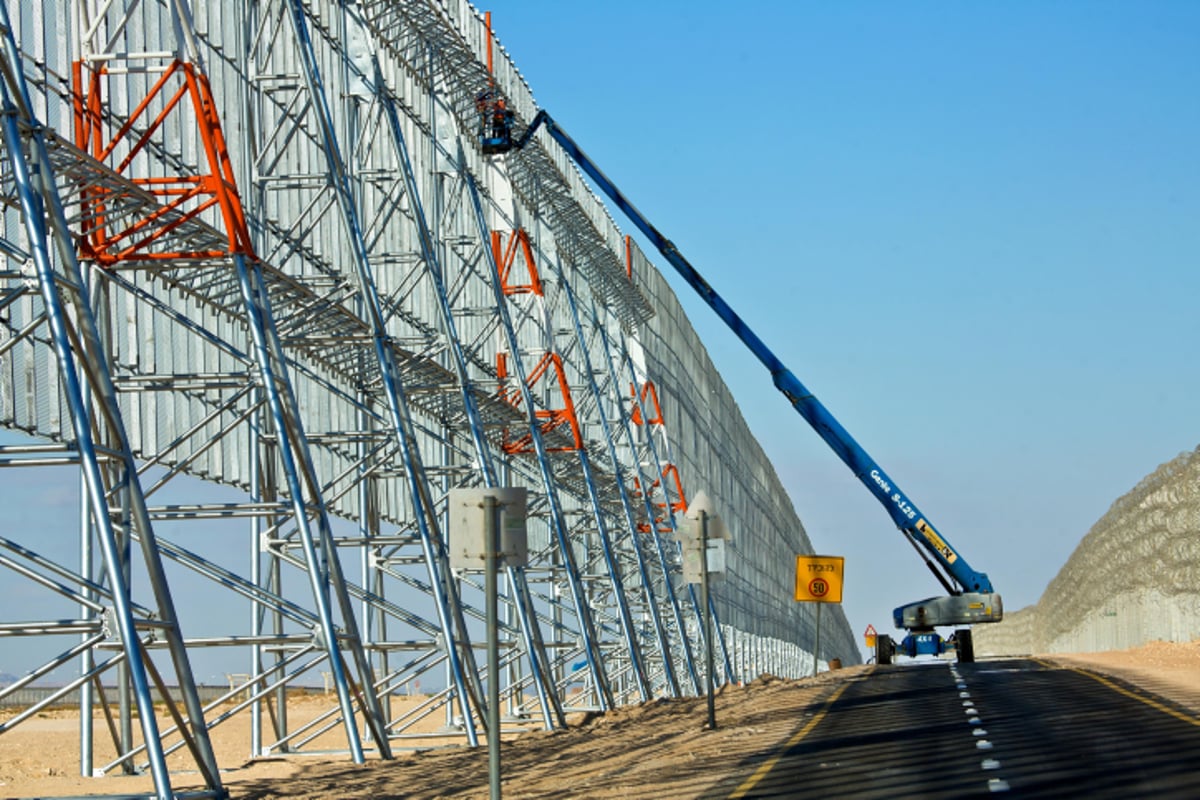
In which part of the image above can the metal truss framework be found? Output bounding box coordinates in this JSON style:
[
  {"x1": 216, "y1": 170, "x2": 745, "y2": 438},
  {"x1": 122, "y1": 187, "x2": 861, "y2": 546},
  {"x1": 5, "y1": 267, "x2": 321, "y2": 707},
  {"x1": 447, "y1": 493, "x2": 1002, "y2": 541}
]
[{"x1": 0, "y1": 0, "x2": 855, "y2": 797}]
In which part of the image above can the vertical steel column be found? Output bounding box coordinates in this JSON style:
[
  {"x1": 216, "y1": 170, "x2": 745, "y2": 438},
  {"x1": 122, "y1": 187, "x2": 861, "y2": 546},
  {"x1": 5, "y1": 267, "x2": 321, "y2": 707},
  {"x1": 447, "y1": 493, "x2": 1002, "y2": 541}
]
[
  {"x1": 375, "y1": 55, "x2": 561, "y2": 734},
  {"x1": 568, "y1": 274, "x2": 683, "y2": 698},
  {"x1": 553, "y1": 260, "x2": 678, "y2": 700},
  {"x1": 0, "y1": 7, "x2": 223, "y2": 795},
  {"x1": 574, "y1": 450, "x2": 649, "y2": 701},
  {"x1": 710, "y1": 593, "x2": 734, "y2": 684},
  {"x1": 249, "y1": 397, "x2": 265, "y2": 757},
  {"x1": 356, "y1": 396, "x2": 388, "y2": 726},
  {"x1": 495, "y1": 216, "x2": 650, "y2": 704},
  {"x1": 234, "y1": 255, "x2": 385, "y2": 762},
  {"x1": 410, "y1": 141, "x2": 565, "y2": 723},
  {"x1": 78, "y1": 470, "x2": 94, "y2": 774},
  {"x1": 595, "y1": 319, "x2": 702, "y2": 694},
  {"x1": 464, "y1": 169, "x2": 614, "y2": 711},
  {"x1": 277, "y1": 0, "x2": 510, "y2": 745}
]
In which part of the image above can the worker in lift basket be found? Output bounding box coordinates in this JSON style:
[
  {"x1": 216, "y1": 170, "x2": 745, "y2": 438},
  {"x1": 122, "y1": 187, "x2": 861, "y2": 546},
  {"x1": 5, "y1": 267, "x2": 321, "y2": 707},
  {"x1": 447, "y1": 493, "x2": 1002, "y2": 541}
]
[{"x1": 476, "y1": 90, "x2": 513, "y2": 150}]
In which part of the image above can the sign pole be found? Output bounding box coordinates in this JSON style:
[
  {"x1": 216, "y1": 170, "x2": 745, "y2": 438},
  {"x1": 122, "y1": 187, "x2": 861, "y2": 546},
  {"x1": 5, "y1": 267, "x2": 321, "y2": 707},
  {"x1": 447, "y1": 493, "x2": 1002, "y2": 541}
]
[
  {"x1": 681, "y1": 490, "x2": 726, "y2": 729},
  {"x1": 813, "y1": 602, "x2": 821, "y2": 678},
  {"x1": 484, "y1": 494, "x2": 501, "y2": 800},
  {"x1": 447, "y1": 487, "x2": 527, "y2": 800},
  {"x1": 701, "y1": 509, "x2": 716, "y2": 729}
]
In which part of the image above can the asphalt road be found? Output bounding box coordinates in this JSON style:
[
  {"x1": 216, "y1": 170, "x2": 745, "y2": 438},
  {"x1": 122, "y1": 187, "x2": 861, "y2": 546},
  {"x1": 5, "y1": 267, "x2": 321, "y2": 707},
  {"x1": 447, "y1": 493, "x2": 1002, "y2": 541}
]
[{"x1": 711, "y1": 658, "x2": 1200, "y2": 799}]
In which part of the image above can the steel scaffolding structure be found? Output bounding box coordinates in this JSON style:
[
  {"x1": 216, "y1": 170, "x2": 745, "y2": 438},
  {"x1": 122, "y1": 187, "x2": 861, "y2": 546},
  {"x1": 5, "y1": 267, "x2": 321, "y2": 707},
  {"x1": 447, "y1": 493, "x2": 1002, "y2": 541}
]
[{"x1": 0, "y1": 0, "x2": 857, "y2": 795}]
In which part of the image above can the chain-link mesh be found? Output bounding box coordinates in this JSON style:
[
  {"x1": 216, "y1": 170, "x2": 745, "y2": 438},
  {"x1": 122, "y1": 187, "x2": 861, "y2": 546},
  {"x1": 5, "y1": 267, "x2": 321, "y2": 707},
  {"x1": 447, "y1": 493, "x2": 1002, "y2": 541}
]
[{"x1": 976, "y1": 446, "x2": 1200, "y2": 655}]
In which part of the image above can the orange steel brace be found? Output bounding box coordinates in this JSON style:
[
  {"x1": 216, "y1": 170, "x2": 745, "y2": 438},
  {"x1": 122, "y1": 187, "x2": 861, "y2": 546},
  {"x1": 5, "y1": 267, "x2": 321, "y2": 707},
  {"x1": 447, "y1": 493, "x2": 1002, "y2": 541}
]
[
  {"x1": 661, "y1": 463, "x2": 688, "y2": 513},
  {"x1": 630, "y1": 475, "x2": 657, "y2": 500},
  {"x1": 496, "y1": 351, "x2": 583, "y2": 454},
  {"x1": 633, "y1": 463, "x2": 688, "y2": 533},
  {"x1": 625, "y1": 235, "x2": 633, "y2": 281},
  {"x1": 627, "y1": 378, "x2": 685, "y2": 531},
  {"x1": 485, "y1": 11, "x2": 494, "y2": 77},
  {"x1": 491, "y1": 229, "x2": 544, "y2": 296},
  {"x1": 72, "y1": 59, "x2": 255, "y2": 264},
  {"x1": 630, "y1": 380, "x2": 664, "y2": 426}
]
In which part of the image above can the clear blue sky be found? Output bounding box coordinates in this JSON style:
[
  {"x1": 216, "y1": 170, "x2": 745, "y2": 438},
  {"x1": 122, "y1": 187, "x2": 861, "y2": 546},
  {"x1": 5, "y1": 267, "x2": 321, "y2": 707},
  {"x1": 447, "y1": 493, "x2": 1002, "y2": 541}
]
[{"x1": 488, "y1": 1, "x2": 1200, "y2": 646}]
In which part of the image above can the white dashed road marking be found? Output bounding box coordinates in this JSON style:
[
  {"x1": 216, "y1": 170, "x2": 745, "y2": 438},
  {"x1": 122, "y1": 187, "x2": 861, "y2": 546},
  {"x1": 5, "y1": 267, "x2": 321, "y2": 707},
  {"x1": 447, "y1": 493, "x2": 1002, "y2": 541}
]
[{"x1": 953, "y1": 663, "x2": 1008, "y2": 791}]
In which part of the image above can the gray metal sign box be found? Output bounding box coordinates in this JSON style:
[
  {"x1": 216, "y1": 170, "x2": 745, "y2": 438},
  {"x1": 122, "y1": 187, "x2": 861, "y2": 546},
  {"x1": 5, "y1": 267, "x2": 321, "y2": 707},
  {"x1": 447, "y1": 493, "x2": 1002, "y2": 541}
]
[
  {"x1": 447, "y1": 487, "x2": 528, "y2": 570},
  {"x1": 682, "y1": 538, "x2": 726, "y2": 584},
  {"x1": 675, "y1": 515, "x2": 730, "y2": 547}
]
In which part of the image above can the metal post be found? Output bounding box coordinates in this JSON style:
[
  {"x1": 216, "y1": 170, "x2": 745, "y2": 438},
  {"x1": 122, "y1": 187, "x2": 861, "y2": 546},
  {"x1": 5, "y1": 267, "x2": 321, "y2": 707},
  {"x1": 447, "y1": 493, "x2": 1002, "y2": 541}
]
[
  {"x1": 235, "y1": 257, "x2": 365, "y2": 761},
  {"x1": 79, "y1": 469, "x2": 93, "y2": 775},
  {"x1": 813, "y1": 604, "x2": 822, "y2": 678},
  {"x1": 249, "y1": 398, "x2": 264, "y2": 757},
  {"x1": 116, "y1": 492, "x2": 134, "y2": 774},
  {"x1": 700, "y1": 511, "x2": 715, "y2": 730},
  {"x1": 484, "y1": 495, "x2": 502, "y2": 800}
]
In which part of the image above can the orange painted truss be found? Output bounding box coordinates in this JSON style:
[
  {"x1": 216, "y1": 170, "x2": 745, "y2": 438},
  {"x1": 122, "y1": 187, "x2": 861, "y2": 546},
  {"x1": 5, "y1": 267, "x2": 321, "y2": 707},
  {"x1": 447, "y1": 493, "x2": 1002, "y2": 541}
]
[
  {"x1": 633, "y1": 462, "x2": 688, "y2": 533},
  {"x1": 630, "y1": 380, "x2": 664, "y2": 426},
  {"x1": 497, "y1": 351, "x2": 584, "y2": 454},
  {"x1": 492, "y1": 229, "x2": 544, "y2": 296},
  {"x1": 73, "y1": 59, "x2": 255, "y2": 264}
]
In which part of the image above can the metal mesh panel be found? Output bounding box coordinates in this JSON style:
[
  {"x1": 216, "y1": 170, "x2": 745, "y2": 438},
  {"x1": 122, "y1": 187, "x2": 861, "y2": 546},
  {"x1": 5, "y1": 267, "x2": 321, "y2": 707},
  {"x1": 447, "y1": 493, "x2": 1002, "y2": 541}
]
[{"x1": 977, "y1": 447, "x2": 1200, "y2": 655}]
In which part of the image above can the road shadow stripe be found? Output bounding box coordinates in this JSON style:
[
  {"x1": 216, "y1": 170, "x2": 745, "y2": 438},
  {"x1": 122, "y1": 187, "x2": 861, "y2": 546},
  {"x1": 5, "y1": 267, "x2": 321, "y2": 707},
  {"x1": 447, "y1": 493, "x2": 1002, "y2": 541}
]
[
  {"x1": 723, "y1": 676, "x2": 859, "y2": 799},
  {"x1": 1034, "y1": 658, "x2": 1200, "y2": 727}
]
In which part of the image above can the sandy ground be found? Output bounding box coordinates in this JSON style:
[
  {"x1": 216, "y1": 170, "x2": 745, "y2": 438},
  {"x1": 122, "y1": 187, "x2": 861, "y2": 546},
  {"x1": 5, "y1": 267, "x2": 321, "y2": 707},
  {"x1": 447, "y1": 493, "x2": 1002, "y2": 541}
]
[
  {"x1": 1044, "y1": 639, "x2": 1200, "y2": 715},
  {"x1": 3, "y1": 640, "x2": 1199, "y2": 799}
]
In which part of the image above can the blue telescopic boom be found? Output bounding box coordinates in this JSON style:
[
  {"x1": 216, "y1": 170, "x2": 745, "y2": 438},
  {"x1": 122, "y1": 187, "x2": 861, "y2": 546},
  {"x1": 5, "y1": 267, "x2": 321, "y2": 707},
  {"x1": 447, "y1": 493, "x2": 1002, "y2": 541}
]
[{"x1": 512, "y1": 110, "x2": 992, "y2": 596}]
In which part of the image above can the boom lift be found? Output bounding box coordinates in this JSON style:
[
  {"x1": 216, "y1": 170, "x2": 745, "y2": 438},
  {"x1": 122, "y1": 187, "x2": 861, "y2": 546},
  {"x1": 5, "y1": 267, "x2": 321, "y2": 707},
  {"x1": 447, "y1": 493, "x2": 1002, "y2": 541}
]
[{"x1": 478, "y1": 107, "x2": 1002, "y2": 663}]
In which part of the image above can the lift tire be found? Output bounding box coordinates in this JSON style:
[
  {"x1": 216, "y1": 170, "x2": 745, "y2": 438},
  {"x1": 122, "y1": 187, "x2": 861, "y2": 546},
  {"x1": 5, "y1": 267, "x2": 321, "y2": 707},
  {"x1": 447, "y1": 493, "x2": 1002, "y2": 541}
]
[
  {"x1": 876, "y1": 634, "x2": 893, "y2": 665},
  {"x1": 956, "y1": 629, "x2": 975, "y2": 663}
]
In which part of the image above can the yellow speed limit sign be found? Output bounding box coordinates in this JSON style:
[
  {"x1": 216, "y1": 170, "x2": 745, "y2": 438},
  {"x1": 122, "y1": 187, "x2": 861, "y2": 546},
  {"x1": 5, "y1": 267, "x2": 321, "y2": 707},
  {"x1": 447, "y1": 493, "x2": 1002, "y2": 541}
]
[{"x1": 794, "y1": 555, "x2": 844, "y2": 603}]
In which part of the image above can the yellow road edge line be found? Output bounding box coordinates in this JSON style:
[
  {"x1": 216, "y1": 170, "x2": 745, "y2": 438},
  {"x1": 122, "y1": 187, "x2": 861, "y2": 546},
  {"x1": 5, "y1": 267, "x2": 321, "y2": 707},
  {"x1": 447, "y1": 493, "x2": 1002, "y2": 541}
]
[
  {"x1": 1035, "y1": 658, "x2": 1200, "y2": 727},
  {"x1": 727, "y1": 676, "x2": 859, "y2": 799}
]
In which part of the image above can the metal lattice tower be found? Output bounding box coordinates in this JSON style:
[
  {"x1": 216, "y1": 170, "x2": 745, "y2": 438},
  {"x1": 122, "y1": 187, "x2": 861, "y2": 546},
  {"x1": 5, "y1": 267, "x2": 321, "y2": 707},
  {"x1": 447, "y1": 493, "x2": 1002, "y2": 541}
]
[{"x1": 0, "y1": 0, "x2": 858, "y2": 796}]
